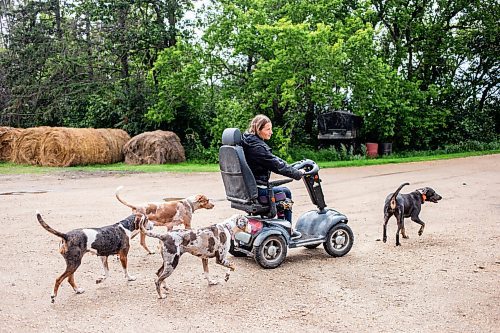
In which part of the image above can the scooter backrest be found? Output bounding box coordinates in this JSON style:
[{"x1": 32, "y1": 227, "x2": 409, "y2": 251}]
[
  {"x1": 222, "y1": 127, "x2": 242, "y2": 146},
  {"x1": 219, "y1": 128, "x2": 259, "y2": 203}
]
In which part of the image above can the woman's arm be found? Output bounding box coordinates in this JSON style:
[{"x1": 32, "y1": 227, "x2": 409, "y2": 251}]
[{"x1": 256, "y1": 145, "x2": 302, "y2": 180}]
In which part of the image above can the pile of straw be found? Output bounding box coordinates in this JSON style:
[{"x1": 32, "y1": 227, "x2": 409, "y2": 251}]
[
  {"x1": 0, "y1": 126, "x2": 23, "y2": 161},
  {"x1": 10, "y1": 127, "x2": 130, "y2": 166},
  {"x1": 123, "y1": 130, "x2": 186, "y2": 164}
]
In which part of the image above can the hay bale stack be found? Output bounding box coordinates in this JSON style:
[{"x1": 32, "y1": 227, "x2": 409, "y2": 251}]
[
  {"x1": 0, "y1": 126, "x2": 23, "y2": 162},
  {"x1": 123, "y1": 130, "x2": 186, "y2": 165},
  {"x1": 12, "y1": 127, "x2": 130, "y2": 166}
]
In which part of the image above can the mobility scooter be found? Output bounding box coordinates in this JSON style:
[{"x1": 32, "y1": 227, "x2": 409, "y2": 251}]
[{"x1": 219, "y1": 128, "x2": 354, "y2": 268}]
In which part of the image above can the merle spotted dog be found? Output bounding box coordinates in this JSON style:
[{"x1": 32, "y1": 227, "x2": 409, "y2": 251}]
[
  {"x1": 383, "y1": 183, "x2": 442, "y2": 246},
  {"x1": 36, "y1": 211, "x2": 154, "y2": 303},
  {"x1": 141, "y1": 214, "x2": 250, "y2": 299}
]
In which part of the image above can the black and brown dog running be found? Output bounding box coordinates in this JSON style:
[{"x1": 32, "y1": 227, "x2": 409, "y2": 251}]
[
  {"x1": 36, "y1": 211, "x2": 153, "y2": 303},
  {"x1": 383, "y1": 183, "x2": 442, "y2": 246}
]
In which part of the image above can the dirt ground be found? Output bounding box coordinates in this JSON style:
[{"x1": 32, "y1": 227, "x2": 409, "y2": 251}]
[{"x1": 0, "y1": 155, "x2": 498, "y2": 333}]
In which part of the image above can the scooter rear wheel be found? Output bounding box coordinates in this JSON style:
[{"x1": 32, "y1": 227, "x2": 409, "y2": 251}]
[
  {"x1": 254, "y1": 235, "x2": 287, "y2": 269},
  {"x1": 323, "y1": 224, "x2": 354, "y2": 257}
]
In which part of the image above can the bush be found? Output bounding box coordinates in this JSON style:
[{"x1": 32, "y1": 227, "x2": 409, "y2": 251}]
[{"x1": 289, "y1": 144, "x2": 364, "y2": 162}]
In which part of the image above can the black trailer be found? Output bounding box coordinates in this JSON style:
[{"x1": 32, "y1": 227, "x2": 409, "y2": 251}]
[{"x1": 317, "y1": 111, "x2": 362, "y2": 148}]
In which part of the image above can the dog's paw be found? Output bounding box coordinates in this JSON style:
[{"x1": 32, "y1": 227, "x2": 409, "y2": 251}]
[
  {"x1": 75, "y1": 287, "x2": 85, "y2": 294},
  {"x1": 127, "y1": 275, "x2": 136, "y2": 282},
  {"x1": 207, "y1": 279, "x2": 220, "y2": 286},
  {"x1": 403, "y1": 235, "x2": 409, "y2": 239}
]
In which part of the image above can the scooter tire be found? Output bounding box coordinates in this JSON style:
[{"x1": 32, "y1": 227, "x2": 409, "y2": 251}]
[
  {"x1": 254, "y1": 235, "x2": 287, "y2": 269},
  {"x1": 323, "y1": 223, "x2": 354, "y2": 257}
]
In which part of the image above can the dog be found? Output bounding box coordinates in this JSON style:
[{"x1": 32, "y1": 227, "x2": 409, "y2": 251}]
[
  {"x1": 140, "y1": 214, "x2": 250, "y2": 299},
  {"x1": 36, "y1": 211, "x2": 154, "y2": 303},
  {"x1": 115, "y1": 186, "x2": 215, "y2": 254},
  {"x1": 383, "y1": 183, "x2": 442, "y2": 246}
]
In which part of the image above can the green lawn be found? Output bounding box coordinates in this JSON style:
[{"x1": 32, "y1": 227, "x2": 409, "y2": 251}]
[{"x1": 0, "y1": 150, "x2": 498, "y2": 175}]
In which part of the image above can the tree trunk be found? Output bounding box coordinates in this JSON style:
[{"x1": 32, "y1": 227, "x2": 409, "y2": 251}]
[
  {"x1": 53, "y1": 0, "x2": 62, "y2": 39},
  {"x1": 117, "y1": 6, "x2": 129, "y2": 81},
  {"x1": 85, "y1": 16, "x2": 93, "y2": 79},
  {"x1": 167, "y1": 0, "x2": 177, "y2": 47}
]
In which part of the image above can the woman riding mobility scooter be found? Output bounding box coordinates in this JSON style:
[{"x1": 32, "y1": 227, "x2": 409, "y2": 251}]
[{"x1": 219, "y1": 128, "x2": 354, "y2": 268}]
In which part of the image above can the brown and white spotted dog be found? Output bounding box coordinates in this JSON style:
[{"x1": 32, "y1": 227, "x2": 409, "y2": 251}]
[
  {"x1": 115, "y1": 186, "x2": 215, "y2": 254},
  {"x1": 36, "y1": 211, "x2": 154, "y2": 303},
  {"x1": 141, "y1": 214, "x2": 250, "y2": 299}
]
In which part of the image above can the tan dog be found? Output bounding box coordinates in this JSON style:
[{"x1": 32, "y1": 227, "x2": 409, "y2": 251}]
[
  {"x1": 140, "y1": 214, "x2": 251, "y2": 299},
  {"x1": 115, "y1": 186, "x2": 215, "y2": 254}
]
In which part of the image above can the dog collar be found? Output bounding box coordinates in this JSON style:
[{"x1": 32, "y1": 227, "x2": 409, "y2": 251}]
[
  {"x1": 421, "y1": 193, "x2": 426, "y2": 203},
  {"x1": 184, "y1": 199, "x2": 195, "y2": 211}
]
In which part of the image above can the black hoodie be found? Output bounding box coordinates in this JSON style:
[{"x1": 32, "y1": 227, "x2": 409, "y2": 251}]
[{"x1": 241, "y1": 132, "x2": 302, "y2": 186}]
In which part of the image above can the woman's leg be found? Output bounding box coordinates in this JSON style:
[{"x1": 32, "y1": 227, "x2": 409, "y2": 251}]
[{"x1": 273, "y1": 186, "x2": 292, "y2": 222}]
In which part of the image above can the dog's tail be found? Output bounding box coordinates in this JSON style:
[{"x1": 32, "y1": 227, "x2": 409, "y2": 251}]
[
  {"x1": 139, "y1": 218, "x2": 167, "y2": 241},
  {"x1": 115, "y1": 186, "x2": 138, "y2": 211},
  {"x1": 389, "y1": 183, "x2": 410, "y2": 209},
  {"x1": 36, "y1": 211, "x2": 68, "y2": 241}
]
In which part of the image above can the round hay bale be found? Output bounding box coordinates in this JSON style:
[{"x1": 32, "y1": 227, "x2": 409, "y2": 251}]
[
  {"x1": 11, "y1": 126, "x2": 51, "y2": 165},
  {"x1": 0, "y1": 126, "x2": 23, "y2": 162},
  {"x1": 96, "y1": 128, "x2": 131, "y2": 163},
  {"x1": 40, "y1": 128, "x2": 102, "y2": 167},
  {"x1": 123, "y1": 130, "x2": 186, "y2": 165},
  {"x1": 12, "y1": 127, "x2": 131, "y2": 166}
]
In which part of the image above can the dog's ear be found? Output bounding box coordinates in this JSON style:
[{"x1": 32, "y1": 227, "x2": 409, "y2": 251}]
[
  {"x1": 195, "y1": 194, "x2": 210, "y2": 203},
  {"x1": 416, "y1": 188, "x2": 427, "y2": 203},
  {"x1": 424, "y1": 188, "x2": 435, "y2": 196}
]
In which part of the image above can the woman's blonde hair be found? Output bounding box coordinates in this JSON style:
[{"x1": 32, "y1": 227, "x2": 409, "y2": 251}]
[{"x1": 247, "y1": 114, "x2": 271, "y2": 135}]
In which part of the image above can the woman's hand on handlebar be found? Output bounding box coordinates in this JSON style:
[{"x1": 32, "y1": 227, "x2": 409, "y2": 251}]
[{"x1": 291, "y1": 159, "x2": 319, "y2": 175}]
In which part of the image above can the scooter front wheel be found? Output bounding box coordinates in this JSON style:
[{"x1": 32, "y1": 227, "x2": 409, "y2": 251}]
[
  {"x1": 324, "y1": 224, "x2": 354, "y2": 257},
  {"x1": 254, "y1": 235, "x2": 287, "y2": 269}
]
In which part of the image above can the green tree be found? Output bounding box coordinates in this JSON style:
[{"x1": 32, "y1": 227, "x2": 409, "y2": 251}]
[
  {"x1": 0, "y1": 0, "x2": 193, "y2": 134},
  {"x1": 372, "y1": 0, "x2": 499, "y2": 147},
  {"x1": 193, "y1": 0, "x2": 386, "y2": 153}
]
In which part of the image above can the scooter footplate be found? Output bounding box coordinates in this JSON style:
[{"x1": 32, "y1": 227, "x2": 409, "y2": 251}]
[{"x1": 289, "y1": 234, "x2": 325, "y2": 248}]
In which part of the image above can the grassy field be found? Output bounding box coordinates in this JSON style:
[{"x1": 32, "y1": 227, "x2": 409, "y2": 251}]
[{"x1": 0, "y1": 150, "x2": 498, "y2": 175}]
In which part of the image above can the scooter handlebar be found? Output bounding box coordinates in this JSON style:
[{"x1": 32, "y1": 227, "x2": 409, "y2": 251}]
[
  {"x1": 291, "y1": 159, "x2": 319, "y2": 175},
  {"x1": 269, "y1": 178, "x2": 293, "y2": 187}
]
